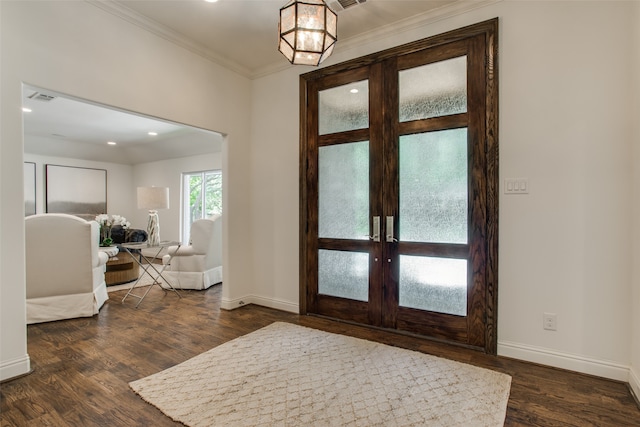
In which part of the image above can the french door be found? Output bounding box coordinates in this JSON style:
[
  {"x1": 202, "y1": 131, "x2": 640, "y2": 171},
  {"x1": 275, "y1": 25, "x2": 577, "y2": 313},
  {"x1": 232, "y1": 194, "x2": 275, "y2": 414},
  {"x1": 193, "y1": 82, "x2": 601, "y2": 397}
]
[{"x1": 300, "y1": 20, "x2": 498, "y2": 352}]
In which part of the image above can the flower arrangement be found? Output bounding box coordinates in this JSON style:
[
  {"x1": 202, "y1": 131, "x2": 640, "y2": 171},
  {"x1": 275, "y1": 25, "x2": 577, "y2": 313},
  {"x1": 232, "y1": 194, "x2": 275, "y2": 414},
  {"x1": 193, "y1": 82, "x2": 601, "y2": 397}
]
[{"x1": 95, "y1": 214, "x2": 131, "y2": 246}]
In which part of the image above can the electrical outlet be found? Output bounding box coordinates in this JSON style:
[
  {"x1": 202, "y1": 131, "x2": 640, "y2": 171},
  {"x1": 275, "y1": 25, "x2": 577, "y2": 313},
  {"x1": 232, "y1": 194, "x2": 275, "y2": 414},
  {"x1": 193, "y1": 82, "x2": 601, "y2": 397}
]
[{"x1": 543, "y1": 312, "x2": 557, "y2": 331}]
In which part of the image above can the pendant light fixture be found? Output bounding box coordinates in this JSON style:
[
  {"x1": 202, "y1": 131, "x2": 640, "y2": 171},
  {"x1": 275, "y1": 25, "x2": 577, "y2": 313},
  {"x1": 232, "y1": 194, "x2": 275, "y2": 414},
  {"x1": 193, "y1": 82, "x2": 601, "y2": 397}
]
[{"x1": 278, "y1": 0, "x2": 337, "y2": 66}]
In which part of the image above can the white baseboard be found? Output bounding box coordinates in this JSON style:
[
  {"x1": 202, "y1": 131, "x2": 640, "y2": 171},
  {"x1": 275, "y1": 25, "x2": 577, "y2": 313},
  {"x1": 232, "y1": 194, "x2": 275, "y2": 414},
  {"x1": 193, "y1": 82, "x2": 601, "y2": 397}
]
[
  {"x1": 220, "y1": 296, "x2": 248, "y2": 311},
  {"x1": 498, "y1": 341, "x2": 630, "y2": 382},
  {"x1": 221, "y1": 295, "x2": 299, "y2": 314},
  {"x1": 630, "y1": 366, "x2": 640, "y2": 403},
  {"x1": 0, "y1": 354, "x2": 31, "y2": 382}
]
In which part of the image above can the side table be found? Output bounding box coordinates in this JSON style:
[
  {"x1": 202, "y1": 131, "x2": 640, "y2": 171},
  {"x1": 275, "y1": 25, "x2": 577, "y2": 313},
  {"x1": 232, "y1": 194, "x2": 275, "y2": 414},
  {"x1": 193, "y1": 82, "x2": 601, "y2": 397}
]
[
  {"x1": 121, "y1": 241, "x2": 182, "y2": 308},
  {"x1": 104, "y1": 251, "x2": 140, "y2": 286}
]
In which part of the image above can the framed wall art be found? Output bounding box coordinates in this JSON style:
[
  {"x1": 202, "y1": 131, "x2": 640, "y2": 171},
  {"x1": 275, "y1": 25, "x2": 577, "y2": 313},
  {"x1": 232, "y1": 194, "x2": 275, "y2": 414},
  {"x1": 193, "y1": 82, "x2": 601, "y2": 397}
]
[
  {"x1": 24, "y1": 162, "x2": 36, "y2": 216},
  {"x1": 45, "y1": 164, "x2": 107, "y2": 215}
]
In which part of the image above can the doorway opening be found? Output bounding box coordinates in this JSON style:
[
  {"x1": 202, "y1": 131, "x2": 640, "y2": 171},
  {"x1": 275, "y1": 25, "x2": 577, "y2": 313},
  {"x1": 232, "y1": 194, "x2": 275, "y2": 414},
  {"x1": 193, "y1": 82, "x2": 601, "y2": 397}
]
[{"x1": 21, "y1": 84, "x2": 227, "y2": 284}]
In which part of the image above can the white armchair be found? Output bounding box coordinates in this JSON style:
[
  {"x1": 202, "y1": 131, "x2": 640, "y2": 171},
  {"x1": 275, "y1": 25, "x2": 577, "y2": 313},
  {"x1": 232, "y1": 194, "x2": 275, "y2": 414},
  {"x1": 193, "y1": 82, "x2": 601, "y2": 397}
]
[
  {"x1": 25, "y1": 213, "x2": 109, "y2": 324},
  {"x1": 162, "y1": 215, "x2": 222, "y2": 290}
]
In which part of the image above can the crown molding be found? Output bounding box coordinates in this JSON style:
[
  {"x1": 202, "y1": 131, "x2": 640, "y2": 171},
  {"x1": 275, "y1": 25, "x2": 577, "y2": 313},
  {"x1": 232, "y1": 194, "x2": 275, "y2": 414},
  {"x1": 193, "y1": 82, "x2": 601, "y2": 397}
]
[
  {"x1": 86, "y1": 0, "x2": 501, "y2": 80},
  {"x1": 337, "y1": 0, "x2": 502, "y2": 51}
]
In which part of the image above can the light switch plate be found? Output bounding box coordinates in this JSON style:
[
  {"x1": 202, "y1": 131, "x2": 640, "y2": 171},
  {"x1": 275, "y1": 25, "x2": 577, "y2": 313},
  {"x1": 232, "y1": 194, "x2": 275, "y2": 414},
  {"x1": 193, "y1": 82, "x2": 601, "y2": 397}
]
[{"x1": 505, "y1": 178, "x2": 529, "y2": 194}]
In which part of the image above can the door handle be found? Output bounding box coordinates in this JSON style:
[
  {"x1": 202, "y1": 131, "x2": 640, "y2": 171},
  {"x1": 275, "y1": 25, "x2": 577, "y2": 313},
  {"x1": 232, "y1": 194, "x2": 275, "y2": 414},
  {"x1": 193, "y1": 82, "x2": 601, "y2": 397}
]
[
  {"x1": 367, "y1": 216, "x2": 380, "y2": 242},
  {"x1": 386, "y1": 216, "x2": 398, "y2": 242}
]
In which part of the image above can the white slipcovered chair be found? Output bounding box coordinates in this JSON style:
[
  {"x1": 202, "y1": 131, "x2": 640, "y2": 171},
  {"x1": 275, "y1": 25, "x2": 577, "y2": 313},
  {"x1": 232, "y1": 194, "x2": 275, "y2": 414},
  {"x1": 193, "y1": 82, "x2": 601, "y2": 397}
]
[
  {"x1": 25, "y1": 213, "x2": 109, "y2": 324},
  {"x1": 162, "y1": 215, "x2": 222, "y2": 290}
]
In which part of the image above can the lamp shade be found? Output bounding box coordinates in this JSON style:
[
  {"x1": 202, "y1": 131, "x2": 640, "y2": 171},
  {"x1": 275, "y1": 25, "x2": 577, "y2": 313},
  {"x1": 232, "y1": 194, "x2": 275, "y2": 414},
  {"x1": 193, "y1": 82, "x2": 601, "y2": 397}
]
[
  {"x1": 278, "y1": 0, "x2": 337, "y2": 66},
  {"x1": 137, "y1": 187, "x2": 169, "y2": 210}
]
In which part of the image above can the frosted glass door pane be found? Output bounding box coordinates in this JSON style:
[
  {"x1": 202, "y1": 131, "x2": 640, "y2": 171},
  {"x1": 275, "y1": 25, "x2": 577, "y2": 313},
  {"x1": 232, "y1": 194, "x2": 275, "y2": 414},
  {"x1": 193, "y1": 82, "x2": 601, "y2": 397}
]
[
  {"x1": 399, "y1": 256, "x2": 467, "y2": 316},
  {"x1": 319, "y1": 141, "x2": 369, "y2": 240},
  {"x1": 318, "y1": 250, "x2": 369, "y2": 302},
  {"x1": 319, "y1": 80, "x2": 369, "y2": 135},
  {"x1": 400, "y1": 129, "x2": 467, "y2": 244},
  {"x1": 399, "y1": 56, "x2": 467, "y2": 122}
]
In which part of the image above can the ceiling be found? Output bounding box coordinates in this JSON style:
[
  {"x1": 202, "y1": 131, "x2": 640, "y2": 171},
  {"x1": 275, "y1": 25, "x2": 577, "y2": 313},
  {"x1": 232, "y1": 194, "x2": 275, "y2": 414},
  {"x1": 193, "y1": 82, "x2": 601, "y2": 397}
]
[
  {"x1": 23, "y1": 85, "x2": 222, "y2": 165},
  {"x1": 105, "y1": 0, "x2": 458, "y2": 77},
  {"x1": 23, "y1": 0, "x2": 466, "y2": 164}
]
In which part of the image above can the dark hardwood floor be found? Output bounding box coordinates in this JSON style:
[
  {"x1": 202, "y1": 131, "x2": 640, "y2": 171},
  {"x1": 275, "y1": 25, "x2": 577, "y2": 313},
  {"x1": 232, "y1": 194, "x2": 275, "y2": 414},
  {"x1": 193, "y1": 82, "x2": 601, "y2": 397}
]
[{"x1": 1, "y1": 284, "x2": 639, "y2": 426}]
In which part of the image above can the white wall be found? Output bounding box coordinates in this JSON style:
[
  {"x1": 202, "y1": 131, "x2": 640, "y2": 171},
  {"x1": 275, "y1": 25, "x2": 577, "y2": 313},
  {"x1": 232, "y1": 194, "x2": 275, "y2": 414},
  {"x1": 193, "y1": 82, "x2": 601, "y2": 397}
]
[
  {"x1": 247, "y1": 68, "x2": 302, "y2": 312},
  {"x1": 631, "y1": 0, "x2": 640, "y2": 402},
  {"x1": 249, "y1": 0, "x2": 639, "y2": 385},
  {"x1": 496, "y1": 1, "x2": 633, "y2": 381},
  {"x1": 0, "y1": 1, "x2": 252, "y2": 381}
]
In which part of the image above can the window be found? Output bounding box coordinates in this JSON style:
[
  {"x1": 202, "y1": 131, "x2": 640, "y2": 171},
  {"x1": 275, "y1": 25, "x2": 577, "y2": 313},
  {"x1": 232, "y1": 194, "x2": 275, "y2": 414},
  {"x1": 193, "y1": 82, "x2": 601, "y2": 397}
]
[{"x1": 182, "y1": 170, "x2": 222, "y2": 243}]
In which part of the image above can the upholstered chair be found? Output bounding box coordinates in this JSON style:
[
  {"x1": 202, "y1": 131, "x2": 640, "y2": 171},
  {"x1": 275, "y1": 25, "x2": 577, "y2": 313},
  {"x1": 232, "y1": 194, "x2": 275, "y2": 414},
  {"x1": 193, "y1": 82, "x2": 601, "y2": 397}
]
[
  {"x1": 25, "y1": 213, "x2": 109, "y2": 323},
  {"x1": 161, "y1": 215, "x2": 222, "y2": 290}
]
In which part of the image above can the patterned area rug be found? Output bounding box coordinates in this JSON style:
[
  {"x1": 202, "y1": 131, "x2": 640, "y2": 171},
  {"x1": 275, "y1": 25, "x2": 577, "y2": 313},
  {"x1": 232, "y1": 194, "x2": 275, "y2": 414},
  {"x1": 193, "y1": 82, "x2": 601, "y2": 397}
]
[{"x1": 130, "y1": 322, "x2": 511, "y2": 427}]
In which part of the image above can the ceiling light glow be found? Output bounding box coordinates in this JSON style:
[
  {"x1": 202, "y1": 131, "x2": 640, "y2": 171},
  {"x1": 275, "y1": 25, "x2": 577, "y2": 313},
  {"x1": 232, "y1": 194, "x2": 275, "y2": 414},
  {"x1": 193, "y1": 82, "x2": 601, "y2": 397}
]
[
  {"x1": 204, "y1": 0, "x2": 218, "y2": 3},
  {"x1": 22, "y1": 107, "x2": 32, "y2": 113},
  {"x1": 350, "y1": 89, "x2": 359, "y2": 94},
  {"x1": 148, "y1": 131, "x2": 158, "y2": 136},
  {"x1": 107, "y1": 141, "x2": 117, "y2": 146}
]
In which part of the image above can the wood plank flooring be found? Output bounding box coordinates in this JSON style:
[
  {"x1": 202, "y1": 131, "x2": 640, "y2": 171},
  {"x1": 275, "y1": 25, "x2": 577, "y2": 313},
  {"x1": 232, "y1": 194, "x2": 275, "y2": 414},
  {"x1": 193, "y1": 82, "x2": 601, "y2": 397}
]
[{"x1": 1, "y1": 284, "x2": 639, "y2": 426}]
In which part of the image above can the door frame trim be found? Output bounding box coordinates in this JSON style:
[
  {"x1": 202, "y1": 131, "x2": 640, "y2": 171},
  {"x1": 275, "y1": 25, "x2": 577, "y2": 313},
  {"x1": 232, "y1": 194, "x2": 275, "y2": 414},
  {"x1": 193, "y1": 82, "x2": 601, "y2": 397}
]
[{"x1": 299, "y1": 18, "x2": 499, "y2": 353}]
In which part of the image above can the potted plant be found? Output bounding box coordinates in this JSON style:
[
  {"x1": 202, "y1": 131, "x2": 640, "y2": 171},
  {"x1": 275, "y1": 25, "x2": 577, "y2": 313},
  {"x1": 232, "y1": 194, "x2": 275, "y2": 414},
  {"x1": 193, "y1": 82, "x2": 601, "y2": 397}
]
[{"x1": 95, "y1": 214, "x2": 131, "y2": 247}]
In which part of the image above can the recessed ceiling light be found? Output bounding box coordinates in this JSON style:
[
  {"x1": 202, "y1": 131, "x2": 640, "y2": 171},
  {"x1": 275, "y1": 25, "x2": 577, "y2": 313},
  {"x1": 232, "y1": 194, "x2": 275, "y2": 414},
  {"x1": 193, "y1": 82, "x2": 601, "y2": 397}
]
[
  {"x1": 350, "y1": 89, "x2": 359, "y2": 94},
  {"x1": 22, "y1": 107, "x2": 32, "y2": 113},
  {"x1": 107, "y1": 141, "x2": 117, "y2": 146},
  {"x1": 148, "y1": 131, "x2": 158, "y2": 136},
  {"x1": 204, "y1": 0, "x2": 218, "y2": 3}
]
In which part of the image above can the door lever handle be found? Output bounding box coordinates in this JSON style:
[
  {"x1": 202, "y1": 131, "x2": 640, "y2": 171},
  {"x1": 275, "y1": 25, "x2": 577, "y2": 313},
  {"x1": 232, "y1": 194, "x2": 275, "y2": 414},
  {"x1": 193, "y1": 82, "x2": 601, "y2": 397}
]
[
  {"x1": 367, "y1": 216, "x2": 380, "y2": 242},
  {"x1": 386, "y1": 216, "x2": 398, "y2": 242}
]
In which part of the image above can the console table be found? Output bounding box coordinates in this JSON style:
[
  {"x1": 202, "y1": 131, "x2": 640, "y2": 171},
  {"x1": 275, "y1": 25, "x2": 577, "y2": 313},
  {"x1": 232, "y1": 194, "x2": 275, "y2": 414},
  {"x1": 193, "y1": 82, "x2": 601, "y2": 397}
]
[{"x1": 120, "y1": 241, "x2": 182, "y2": 308}]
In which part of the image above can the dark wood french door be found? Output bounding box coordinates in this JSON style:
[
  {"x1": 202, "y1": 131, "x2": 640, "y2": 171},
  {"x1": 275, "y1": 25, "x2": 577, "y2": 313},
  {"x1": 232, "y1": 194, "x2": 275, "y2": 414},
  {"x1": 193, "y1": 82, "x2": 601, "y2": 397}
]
[{"x1": 300, "y1": 20, "x2": 498, "y2": 353}]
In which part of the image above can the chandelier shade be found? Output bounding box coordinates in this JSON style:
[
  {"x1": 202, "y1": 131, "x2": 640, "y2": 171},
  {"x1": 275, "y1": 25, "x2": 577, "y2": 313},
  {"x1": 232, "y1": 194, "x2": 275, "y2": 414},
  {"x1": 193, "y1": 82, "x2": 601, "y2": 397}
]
[{"x1": 278, "y1": 0, "x2": 337, "y2": 66}]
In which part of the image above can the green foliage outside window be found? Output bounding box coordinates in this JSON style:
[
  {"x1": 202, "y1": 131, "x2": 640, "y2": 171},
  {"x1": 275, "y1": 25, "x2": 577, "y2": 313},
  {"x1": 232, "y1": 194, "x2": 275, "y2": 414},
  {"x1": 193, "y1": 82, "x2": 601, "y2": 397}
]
[
  {"x1": 188, "y1": 171, "x2": 222, "y2": 224},
  {"x1": 182, "y1": 170, "x2": 222, "y2": 244}
]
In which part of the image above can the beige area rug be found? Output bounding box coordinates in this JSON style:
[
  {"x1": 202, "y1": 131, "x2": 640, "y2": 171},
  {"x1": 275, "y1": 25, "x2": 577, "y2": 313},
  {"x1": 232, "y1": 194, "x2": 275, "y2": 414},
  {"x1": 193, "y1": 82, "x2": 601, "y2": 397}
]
[{"x1": 130, "y1": 322, "x2": 511, "y2": 427}]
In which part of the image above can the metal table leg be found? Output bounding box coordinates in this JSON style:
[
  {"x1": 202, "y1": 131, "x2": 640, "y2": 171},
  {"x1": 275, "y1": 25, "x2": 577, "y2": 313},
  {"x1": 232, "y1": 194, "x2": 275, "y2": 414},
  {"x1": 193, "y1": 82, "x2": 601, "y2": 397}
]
[{"x1": 122, "y1": 244, "x2": 181, "y2": 308}]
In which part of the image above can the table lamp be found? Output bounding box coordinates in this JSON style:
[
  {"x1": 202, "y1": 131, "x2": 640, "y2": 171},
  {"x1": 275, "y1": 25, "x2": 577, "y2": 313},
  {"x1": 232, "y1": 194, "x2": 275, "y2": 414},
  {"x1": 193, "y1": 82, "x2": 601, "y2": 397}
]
[{"x1": 137, "y1": 186, "x2": 169, "y2": 246}]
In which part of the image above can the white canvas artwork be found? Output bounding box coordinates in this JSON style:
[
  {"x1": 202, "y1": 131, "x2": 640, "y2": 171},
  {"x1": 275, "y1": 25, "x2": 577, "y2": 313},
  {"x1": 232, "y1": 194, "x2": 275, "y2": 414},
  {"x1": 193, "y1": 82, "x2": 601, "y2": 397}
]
[{"x1": 45, "y1": 164, "x2": 107, "y2": 215}]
